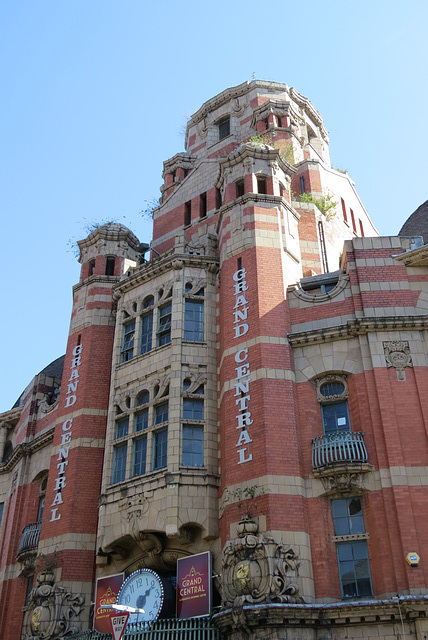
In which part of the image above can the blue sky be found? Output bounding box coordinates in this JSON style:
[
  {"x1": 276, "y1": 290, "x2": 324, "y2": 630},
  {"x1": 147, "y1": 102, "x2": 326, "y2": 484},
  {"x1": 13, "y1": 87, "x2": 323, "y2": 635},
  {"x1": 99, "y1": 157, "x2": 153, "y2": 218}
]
[{"x1": 1, "y1": 0, "x2": 427, "y2": 411}]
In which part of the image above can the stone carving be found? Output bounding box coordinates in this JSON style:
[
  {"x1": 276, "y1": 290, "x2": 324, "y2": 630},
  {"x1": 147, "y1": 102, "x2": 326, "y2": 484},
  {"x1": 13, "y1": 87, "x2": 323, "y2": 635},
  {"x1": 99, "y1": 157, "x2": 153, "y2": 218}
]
[
  {"x1": 383, "y1": 340, "x2": 413, "y2": 381},
  {"x1": 120, "y1": 492, "x2": 149, "y2": 533},
  {"x1": 320, "y1": 470, "x2": 365, "y2": 497},
  {"x1": 22, "y1": 572, "x2": 84, "y2": 639},
  {"x1": 222, "y1": 516, "x2": 303, "y2": 607},
  {"x1": 232, "y1": 97, "x2": 246, "y2": 117}
]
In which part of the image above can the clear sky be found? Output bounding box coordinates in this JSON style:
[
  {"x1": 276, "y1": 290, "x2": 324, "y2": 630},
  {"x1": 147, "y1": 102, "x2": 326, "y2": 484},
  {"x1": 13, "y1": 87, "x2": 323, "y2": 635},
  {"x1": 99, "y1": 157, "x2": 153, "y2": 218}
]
[{"x1": 1, "y1": 0, "x2": 427, "y2": 412}]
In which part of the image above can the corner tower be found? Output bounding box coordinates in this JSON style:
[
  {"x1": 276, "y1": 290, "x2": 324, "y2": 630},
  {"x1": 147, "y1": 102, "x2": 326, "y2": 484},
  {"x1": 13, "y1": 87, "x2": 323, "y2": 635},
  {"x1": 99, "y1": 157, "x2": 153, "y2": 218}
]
[{"x1": 35, "y1": 223, "x2": 140, "y2": 630}]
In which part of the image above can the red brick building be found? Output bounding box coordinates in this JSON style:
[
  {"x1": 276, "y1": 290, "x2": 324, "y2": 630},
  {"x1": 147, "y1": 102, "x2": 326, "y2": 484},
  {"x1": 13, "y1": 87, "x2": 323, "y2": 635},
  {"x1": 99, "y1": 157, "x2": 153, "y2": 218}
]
[{"x1": 1, "y1": 80, "x2": 428, "y2": 640}]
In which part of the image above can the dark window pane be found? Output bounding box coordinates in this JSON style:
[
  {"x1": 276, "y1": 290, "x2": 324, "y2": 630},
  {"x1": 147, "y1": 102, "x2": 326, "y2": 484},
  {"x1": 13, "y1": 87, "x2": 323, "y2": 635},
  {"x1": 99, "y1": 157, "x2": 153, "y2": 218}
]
[
  {"x1": 183, "y1": 399, "x2": 204, "y2": 420},
  {"x1": 115, "y1": 418, "x2": 129, "y2": 439},
  {"x1": 154, "y1": 402, "x2": 168, "y2": 424},
  {"x1": 322, "y1": 401, "x2": 350, "y2": 433},
  {"x1": 182, "y1": 425, "x2": 203, "y2": 467},
  {"x1": 153, "y1": 429, "x2": 167, "y2": 469},
  {"x1": 184, "y1": 300, "x2": 204, "y2": 341},
  {"x1": 320, "y1": 382, "x2": 345, "y2": 397},
  {"x1": 135, "y1": 409, "x2": 148, "y2": 432},
  {"x1": 157, "y1": 303, "x2": 171, "y2": 346},
  {"x1": 133, "y1": 437, "x2": 147, "y2": 477},
  {"x1": 218, "y1": 117, "x2": 230, "y2": 140},
  {"x1": 140, "y1": 312, "x2": 153, "y2": 354},
  {"x1": 120, "y1": 320, "x2": 135, "y2": 363},
  {"x1": 112, "y1": 443, "x2": 127, "y2": 484}
]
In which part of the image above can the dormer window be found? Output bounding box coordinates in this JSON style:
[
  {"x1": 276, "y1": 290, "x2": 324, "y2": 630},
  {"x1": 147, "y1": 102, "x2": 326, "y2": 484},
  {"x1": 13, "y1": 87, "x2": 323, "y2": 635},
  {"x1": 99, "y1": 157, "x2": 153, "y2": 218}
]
[{"x1": 218, "y1": 116, "x2": 230, "y2": 141}]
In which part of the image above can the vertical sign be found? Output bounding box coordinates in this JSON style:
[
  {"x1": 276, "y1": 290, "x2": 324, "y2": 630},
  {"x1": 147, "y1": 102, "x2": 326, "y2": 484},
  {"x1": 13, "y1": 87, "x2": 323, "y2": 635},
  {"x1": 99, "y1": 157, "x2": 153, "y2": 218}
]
[
  {"x1": 94, "y1": 573, "x2": 124, "y2": 633},
  {"x1": 176, "y1": 552, "x2": 212, "y2": 619}
]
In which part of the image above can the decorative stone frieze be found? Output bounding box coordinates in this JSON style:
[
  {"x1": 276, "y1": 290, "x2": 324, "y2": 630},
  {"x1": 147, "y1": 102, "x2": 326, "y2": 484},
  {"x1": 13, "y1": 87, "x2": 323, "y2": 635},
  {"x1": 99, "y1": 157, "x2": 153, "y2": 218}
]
[
  {"x1": 221, "y1": 516, "x2": 303, "y2": 607},
  {"x1": 383, "y1": 340, "x2": 413, "y2": 380}
]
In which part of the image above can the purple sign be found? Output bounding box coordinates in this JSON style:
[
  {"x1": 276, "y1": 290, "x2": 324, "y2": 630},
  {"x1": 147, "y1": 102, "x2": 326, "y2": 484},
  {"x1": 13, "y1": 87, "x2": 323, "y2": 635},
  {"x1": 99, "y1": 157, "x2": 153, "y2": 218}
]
[{"x1": 176, "y1": 552, "x2": 212, "y2": 619}]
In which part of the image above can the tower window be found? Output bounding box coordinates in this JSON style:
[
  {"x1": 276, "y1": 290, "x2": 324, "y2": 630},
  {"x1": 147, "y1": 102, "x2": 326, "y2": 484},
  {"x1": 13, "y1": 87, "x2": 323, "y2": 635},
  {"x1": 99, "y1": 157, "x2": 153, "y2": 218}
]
[
  {"x1": 236, "y1": 179, "x2": 245, "y2": 198},
  {"x1": 216, "y1": 187, "x2": 222, "y2": 209},
  {"x1": 218, "y1": 116, "x2": 230, "y2": 141},
  {"x1": 106, "y1": 257, "x2": 116, "y2": 276},
  {"x1": 257, "y1": 176, "x2": 267, "y2": 195},
  {"x1": 89, "y1": 259, "x2": 95, "y2": 275},
  {"x1": 300, "y1": 176, "x2": 305, "y2": 195},
  {"x1": 184, "y1": 201, "x2": 191, "y2": 226},
  {"x1": 200, "y1": 192, "x2": 207, "y2": 218}
]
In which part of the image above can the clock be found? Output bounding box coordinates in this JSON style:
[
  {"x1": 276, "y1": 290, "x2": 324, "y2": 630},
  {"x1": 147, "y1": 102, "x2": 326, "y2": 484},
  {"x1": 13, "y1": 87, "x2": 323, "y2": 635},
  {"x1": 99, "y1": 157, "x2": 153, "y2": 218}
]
[{"x1": 116, "y1": 568, "x2": 165, "y2": 626}]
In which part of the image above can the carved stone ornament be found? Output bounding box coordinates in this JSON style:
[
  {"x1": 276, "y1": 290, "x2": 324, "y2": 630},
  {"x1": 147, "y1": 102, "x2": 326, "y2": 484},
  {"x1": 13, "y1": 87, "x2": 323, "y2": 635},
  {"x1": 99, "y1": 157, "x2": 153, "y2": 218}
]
[
  {"x1": 120, "y1": 491, "x2": 149, "y2": 533},
  {"x1": 320, "y1": 470, "x2": 365, "y2": 497},
  {"x1": 22, "y1": 572, "x2": 84, "y2": 639},
  {"x1": 383, "y1": 340, "x2": 413, "y2": 381},
  {"x1": 221, "y1": 516, "x2": 303, "y2": 607}
]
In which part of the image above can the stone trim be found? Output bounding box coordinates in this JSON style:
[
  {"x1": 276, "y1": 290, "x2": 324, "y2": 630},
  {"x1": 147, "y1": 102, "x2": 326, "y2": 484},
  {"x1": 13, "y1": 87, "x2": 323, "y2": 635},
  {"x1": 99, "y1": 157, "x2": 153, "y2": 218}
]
[
  {"x1": 288, "y1": 315, "x2": 428, "y2": 347},
  {"x1": 113, "y1": 252, "x2": 219, "y2": 298},
  {"x1": 0, "y1": 427, "x2": 54, "y2": 474}
]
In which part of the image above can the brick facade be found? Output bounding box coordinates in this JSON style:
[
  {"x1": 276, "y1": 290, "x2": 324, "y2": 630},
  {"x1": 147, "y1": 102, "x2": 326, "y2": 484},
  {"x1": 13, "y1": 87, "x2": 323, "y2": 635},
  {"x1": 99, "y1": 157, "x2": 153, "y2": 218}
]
[{"x1": 1, "y1": 80, "x2": 428, "y2": 640}]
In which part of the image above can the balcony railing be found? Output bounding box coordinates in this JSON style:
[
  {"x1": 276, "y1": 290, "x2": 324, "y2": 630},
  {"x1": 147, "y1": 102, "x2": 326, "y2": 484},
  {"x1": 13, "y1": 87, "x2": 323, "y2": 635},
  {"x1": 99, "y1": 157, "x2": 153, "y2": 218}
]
[
  {"x1": 311, "y1": 431, "x2": 368, "y2": 469},
  {"x1": 17, "y1": 521, "x2": 41, "y2": 557}
]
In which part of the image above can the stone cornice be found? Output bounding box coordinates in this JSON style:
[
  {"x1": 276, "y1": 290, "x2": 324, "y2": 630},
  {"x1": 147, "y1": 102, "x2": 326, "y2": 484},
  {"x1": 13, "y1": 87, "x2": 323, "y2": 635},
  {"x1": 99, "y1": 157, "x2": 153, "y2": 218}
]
[
  {"x1": 215, "y1": 143, "x2": 296, "y2": 190},
  {"x1": 162, "y1": 153, "x2": 196, "y2": 178},
  {"x1": 290, "y1": 87, "x2": 329, "y2": 140},
  {"x1": 186, "y1": 79, "x2": 327, "y2": 139},
  {"x1": 0, "y1": 406, "x2": 23, "y2": 427},
  {"x1": 0, "y1": 427, "x2": 54, "y2": 474},
  {"x1": 213, "y1": 596, "x2": 428, "y2": 632},
  {"x1": 394, "y1": 244, "x2": 428, "y2": 266},
  {"x1": 250, "y1": 99, "x2": 304, "y2": 129},
  {"x1": 72, "y1": 273, "x2": 120, "y2": 296},
  {"x1": 77, "y1": 224, "x2": 140, "y2": 262},
  {"x1": 113, "y1": 252, "x2": 219, "y2": 299},
  {"x1": 288, "y1": 315, "x2": 428, "y2": 347}
]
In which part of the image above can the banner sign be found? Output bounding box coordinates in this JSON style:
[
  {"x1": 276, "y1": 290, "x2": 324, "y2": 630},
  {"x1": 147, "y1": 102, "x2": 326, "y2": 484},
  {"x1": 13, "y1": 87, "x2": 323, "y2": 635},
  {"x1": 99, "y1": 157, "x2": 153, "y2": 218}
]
[
  {"x1": 176, "y1": 552, "x2": 212, "y2": 619},
  {"x1": 94, "y1": 573, "x2": 124, "y2": 633}
]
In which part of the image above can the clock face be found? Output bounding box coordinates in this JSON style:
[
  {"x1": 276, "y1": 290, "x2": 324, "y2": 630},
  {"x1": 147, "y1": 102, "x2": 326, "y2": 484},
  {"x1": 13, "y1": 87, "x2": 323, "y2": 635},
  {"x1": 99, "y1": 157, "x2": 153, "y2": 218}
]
[{"x1": 116, "y1": 569, "x2": 164, "y2": 625}]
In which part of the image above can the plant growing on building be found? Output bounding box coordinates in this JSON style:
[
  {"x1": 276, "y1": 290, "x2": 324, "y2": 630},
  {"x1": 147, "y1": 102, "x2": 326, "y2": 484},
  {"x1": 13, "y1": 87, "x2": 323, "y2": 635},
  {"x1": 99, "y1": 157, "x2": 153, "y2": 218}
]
[
  {"x1": 140, "y1": 197, "x2": 160, "y2": 220},
  {"x1": 248, "y1": 131, "x2": 295, "y2": 165},
  {"x1": 300, "y1": 191, "x2": 337, "y2": 220}
]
